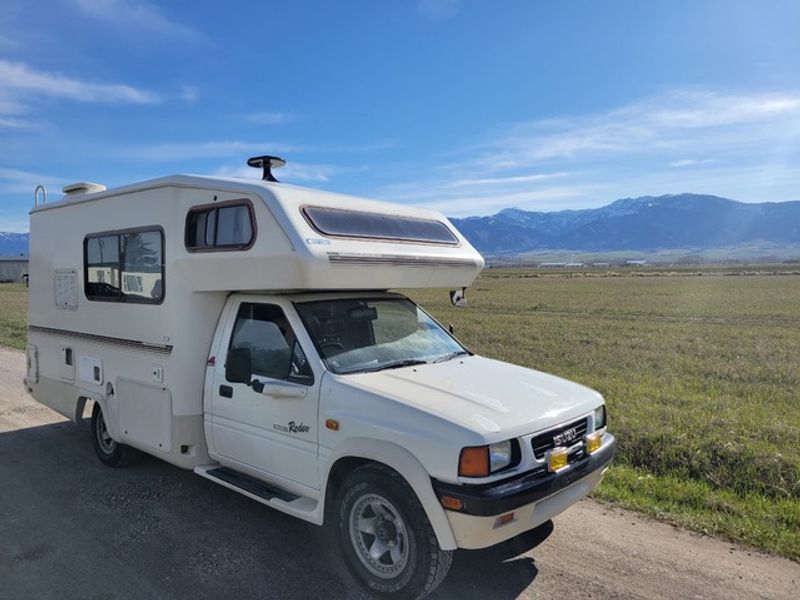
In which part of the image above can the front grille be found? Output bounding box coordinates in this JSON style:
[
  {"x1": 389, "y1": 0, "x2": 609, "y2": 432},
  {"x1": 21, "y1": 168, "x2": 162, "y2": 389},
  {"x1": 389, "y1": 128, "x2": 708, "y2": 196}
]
[{"x1": 531, "y1": 417, "x2": 589, "y2": 459}]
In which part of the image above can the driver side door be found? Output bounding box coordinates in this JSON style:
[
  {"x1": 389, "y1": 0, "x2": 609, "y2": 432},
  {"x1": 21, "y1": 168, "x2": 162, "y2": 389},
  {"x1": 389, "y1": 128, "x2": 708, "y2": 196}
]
[{"x1": 210, "y1": 300, "x2": 319, "y2": 491}]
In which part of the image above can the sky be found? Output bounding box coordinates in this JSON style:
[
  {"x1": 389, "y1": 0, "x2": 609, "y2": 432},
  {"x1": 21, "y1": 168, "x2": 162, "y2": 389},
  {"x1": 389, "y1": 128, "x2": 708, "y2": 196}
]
[{"x1": 1, "y1": 0, "x2": 799, "y2": 231}]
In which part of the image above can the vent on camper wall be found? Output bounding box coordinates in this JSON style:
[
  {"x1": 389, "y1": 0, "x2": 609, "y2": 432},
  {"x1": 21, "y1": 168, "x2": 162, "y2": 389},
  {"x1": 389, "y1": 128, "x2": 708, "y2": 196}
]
[{"x1": 247, "y1": 155, "x2": 286, "y2": 182}]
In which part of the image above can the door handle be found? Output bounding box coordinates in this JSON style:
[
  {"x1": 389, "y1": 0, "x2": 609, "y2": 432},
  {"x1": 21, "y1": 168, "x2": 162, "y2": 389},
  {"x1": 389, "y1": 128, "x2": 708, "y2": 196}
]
[{"x1": 219, "y1": 384, "x2": 233, "y2": 398}]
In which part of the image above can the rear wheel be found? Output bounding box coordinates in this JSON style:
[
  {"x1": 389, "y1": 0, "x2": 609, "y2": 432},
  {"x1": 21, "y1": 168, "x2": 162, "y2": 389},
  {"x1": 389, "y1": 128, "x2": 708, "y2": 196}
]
[
  {"x1": 336, "y1": 464, "x2": 452, "y2": 599},
  {"x1": 91, "y1": 403, "x2": 141, "y2": 468}
]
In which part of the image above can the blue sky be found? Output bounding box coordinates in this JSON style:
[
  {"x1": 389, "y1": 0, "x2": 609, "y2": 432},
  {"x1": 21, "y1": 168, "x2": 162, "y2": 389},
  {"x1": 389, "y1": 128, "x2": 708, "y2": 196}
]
[{"x1": 1, "y1": 0, "x2": 799, "y2": 231}]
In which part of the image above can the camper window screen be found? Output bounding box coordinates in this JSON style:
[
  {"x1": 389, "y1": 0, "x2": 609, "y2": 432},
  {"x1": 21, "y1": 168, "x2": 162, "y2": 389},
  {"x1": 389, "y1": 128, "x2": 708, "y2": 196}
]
[
  {"x1": 302, "y1": 206, "x2": 458, "y2": 245},
  {"x1": 186, "y1": 202, "x2": 254, "y2": 250},
  {"x1": 84, "y1": 228, "x2": 164, "y2": 303}
]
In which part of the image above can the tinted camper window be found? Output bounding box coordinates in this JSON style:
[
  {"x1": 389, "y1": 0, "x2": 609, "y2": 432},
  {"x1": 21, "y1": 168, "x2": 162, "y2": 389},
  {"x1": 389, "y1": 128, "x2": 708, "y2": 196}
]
[
  {"x1": 84, "y1": 227, "x2": 164, "y2": 303},
  {"x1": 302, "y1": 206, "x2": 458, "y2": 245},
  {"x1": 186, "y1": 200, "x2": 254, "y2": 250}
]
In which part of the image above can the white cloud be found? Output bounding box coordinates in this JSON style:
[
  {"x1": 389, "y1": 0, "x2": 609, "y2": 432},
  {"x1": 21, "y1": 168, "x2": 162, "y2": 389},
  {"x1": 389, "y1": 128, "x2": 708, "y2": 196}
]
[
  {"x1": 0, "y1": 59, "x2": 160, "y2": 108},
  {"x1": 477, "y1": 90, "x2": 800, "y2": 170},
  {"x1": 0, "y1": 167, "x2": 68, "y2": 195},
  {"x1": 0, "y1": 116, "x2": 37, "y2": 129},
  {"x1": 68, "y1": 0, "x2": 202, "y2": 39},
  {"x1": 444, "y1": 172, "x2": 569, "y2": 188},
  {"x1": 245, "y1": 111, "x2": 294, "y2": 125},
  {"x1": 417, "y1": 0, "x2": 462, "y2": 20},
  {"x1": 669, "y1": 158, "x2": 717, "y2": 168}
]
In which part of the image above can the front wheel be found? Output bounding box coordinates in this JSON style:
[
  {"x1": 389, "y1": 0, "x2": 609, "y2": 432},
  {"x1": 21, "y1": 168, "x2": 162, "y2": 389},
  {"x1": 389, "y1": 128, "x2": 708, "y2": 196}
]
[
  {"x1": 336, "y1": 464, "x2": 452, "y2": 599},
  {"x1": 91, "y1": 403, "x2": 141, "y2": 468}
]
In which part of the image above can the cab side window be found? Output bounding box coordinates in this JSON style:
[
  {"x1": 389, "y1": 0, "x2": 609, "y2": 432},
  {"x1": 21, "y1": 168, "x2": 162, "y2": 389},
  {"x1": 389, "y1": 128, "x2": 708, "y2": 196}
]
[{"x1": 228, "y1": 303, "x2": 313, "y2": 384}]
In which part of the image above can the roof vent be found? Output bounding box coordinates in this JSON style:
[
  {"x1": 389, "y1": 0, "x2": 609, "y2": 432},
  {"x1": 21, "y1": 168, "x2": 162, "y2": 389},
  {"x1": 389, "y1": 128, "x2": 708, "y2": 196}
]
[
  {"x1": 63, "y1": 182, "x2": 107, "y2": 196},
  {"x1": 247, "y1": 155, "x2": 286, "y2": 182}
]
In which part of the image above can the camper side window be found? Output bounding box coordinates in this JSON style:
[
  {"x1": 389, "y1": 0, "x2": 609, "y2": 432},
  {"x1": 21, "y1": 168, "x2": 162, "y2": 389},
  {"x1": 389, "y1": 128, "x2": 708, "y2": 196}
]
[
  {"x1": 84, "y1": 227, "x2": 164, "y2": 303},
  {"x1": 186, "y1": 201, "x2": 255, "y2": 251}
]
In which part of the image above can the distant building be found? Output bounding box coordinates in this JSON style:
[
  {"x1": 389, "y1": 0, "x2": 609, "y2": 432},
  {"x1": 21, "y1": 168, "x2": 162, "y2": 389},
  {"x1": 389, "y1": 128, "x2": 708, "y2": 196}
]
[
  {"x1": 538, "y1": 262, "x2": 567, "y2": 268},
  {"x1": 0, "y1": 257, "x2": 28, "y2": 282},
  {"x1": 625, "y1": 260, "x2": 648, "y2": 266}
]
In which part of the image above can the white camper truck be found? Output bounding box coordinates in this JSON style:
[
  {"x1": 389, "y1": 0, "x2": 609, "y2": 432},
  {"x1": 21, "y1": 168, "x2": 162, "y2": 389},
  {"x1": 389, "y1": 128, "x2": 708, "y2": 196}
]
[{"x1": 24, "y1": 156, "x2": 615, "y2": 599}]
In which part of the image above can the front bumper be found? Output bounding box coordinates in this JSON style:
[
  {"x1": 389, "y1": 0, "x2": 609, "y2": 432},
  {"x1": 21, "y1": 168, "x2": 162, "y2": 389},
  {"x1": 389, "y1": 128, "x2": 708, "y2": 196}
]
[{"x1": 433, "y1": 434, "x2": 616, "y2": 548}]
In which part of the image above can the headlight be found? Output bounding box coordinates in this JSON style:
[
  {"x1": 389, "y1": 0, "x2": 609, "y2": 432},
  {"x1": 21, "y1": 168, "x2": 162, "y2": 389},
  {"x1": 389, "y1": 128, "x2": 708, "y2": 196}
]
[
  {"x1": 459, "y1": 440, "x2": 516, "y2": 477},
  {"x1": 489, "y1": 440, "x2": 512, "y2": 472},
  {"x1": 594, "y1": 405, "x2": 606, "y2": 429}
]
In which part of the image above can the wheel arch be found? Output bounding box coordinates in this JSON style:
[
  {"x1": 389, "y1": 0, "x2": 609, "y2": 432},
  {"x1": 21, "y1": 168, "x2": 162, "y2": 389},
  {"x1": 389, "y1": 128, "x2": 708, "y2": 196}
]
[{"x1": 321, "y1": 439, "x2": 457, "y2": 551}]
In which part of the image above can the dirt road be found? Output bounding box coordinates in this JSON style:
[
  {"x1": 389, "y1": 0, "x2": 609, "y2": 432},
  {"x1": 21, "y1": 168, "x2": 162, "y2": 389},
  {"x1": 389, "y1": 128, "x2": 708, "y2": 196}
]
[{"x1": 1, "y1": 346, "x2": 797, "y2": 599}]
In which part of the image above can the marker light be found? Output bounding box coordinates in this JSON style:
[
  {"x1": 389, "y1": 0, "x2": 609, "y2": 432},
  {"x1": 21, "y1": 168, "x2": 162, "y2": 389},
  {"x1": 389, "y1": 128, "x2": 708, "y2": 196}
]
[
  {"x1": 440, "y1": 496, "x2": 463, "y2": 511},
  {"x1": 494, "y1": 512, "x2": 515, "y2": 527}
]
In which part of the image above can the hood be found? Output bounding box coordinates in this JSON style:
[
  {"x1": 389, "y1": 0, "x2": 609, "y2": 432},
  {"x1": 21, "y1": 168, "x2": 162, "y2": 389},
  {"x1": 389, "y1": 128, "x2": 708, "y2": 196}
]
[{"x1": 339, "y1": 355, "x2": 603, "y2": 440}]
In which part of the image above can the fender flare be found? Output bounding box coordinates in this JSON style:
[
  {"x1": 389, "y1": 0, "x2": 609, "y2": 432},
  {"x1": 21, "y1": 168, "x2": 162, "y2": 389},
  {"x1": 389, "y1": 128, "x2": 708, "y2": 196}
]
[
  {"x1": 76, "y1": 391, "x2": 118, "y2": 438},
  {"x1": 321, "y1": 438, "x2": 458, "y2": 551}
]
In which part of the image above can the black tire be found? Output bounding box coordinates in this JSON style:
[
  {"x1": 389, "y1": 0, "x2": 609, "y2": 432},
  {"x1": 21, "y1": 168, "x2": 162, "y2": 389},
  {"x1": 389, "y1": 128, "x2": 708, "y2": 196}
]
[
  {"x1": 91, "y1": 402, "x2": 141, "y2": 468},
  {"x1": 335, "y1": 463, "x2": 452, "y2": 599}
]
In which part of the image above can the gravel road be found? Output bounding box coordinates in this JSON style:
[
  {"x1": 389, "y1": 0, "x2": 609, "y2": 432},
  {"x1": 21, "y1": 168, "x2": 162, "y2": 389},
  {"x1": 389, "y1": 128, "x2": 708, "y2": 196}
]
[{"x1": 1, "y1": 346, "x2": 797, "y2": 599}]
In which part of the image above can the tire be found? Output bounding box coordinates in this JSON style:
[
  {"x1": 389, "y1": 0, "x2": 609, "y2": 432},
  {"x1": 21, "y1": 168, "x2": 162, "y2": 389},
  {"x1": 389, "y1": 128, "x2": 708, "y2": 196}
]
[
  {"x1": 335, "y1": 463, "x2": 452, "y2": 599},
  {"x1": 91, "y1": 402, "x2": 141, "y2": 468}
]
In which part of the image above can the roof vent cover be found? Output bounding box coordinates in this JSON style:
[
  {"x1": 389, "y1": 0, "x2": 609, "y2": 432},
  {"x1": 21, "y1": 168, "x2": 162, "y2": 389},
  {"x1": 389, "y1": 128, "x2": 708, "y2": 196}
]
[
  {"x1": 63, "y1": 182, "x2": 107, "y2": 196},
  {"x1": 247, "y1": 155, "x2": 286, "y2": 182}
]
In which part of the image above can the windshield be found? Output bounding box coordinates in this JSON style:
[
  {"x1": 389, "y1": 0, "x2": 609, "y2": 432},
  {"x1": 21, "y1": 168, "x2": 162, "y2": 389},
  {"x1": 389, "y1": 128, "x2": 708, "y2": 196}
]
[{"x1": 294, "y1": 297, "x2": 468, "y2": 374}]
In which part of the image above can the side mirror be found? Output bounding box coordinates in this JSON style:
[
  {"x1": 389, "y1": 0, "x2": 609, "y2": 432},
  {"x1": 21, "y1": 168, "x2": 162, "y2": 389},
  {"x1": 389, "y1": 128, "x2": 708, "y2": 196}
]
[
  {"x1": 226, "y1": 347, "x2": 253, "y2": 384},
  {"x1": 449, "y1": 287, "x2": 468, "y2": 307}
]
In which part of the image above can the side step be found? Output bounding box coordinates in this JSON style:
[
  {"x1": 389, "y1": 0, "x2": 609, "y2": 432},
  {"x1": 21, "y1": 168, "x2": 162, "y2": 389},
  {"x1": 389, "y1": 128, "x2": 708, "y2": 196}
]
[
  {"x1": 194, "y1": 465, "x2": 321, "y2": 525},
  {"x1": 203, "y1": 466, "x2": 299, "y2": 502}
]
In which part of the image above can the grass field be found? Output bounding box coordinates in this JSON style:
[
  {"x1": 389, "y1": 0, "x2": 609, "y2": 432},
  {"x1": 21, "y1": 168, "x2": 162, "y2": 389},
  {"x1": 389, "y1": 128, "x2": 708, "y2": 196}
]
[
  {"x1": 2, "y1": 271, "x2": 799, "y2": 559},
  {"x1": 0, "y1": 283, "x2": 27, "y2": 350}
]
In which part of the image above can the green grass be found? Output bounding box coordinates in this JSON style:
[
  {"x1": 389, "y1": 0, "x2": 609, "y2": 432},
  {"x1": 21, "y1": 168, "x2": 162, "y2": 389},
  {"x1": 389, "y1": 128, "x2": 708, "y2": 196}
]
[
  {"x1": 2, "y1": 272, "x2": 799, "y2": 558},
  {"x1": 410, "y1": 269, "x2": 800, "y2": 560},
  {"x1": 0, "y1": 283, "x2": 27, "y2": 350}
]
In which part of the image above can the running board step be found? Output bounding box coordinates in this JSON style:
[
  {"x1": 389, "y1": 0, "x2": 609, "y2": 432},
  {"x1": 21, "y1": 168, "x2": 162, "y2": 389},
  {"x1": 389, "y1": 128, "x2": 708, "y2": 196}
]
[{"x1": 202, "y1": 467, "x2": 299, "y2": 503}]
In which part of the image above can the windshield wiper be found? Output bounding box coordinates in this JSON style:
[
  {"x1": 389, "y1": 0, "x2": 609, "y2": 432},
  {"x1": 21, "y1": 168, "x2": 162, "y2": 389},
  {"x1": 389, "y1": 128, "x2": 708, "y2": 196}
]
[
  {"x1": 375, "y1": 359, "x2": 430, "y2": 372},
  {"x1": 432, "y1": 351, "x2": 470, "y2": 364}
]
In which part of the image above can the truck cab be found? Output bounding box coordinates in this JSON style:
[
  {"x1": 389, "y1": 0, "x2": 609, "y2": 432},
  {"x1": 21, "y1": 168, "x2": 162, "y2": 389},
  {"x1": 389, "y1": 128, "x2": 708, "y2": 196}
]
[{"x1": 199, "y1": 290, "x2": 615, "y2": 595}]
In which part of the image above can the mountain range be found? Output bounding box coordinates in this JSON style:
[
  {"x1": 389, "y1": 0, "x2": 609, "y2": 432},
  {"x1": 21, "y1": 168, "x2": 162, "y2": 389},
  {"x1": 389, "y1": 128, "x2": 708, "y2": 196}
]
[
  {"x1": 2, "y1": 194, "x2": 799, "y2": 257},
  {"x1": 449, "y1": 194, "x2": 800, "y2": 255}
]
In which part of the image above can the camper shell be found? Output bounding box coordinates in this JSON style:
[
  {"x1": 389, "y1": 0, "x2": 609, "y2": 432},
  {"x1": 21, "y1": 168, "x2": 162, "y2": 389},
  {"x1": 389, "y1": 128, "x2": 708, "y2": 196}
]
[{"x1": 24, "y1": 166, "x2": 614, "y2": 600}]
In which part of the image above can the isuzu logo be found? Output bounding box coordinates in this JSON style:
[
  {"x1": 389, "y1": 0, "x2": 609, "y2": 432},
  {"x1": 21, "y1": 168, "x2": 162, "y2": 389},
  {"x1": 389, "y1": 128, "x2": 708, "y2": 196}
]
[{"x1": 553, "y1": 427, "x2": 578, "y2": 446}]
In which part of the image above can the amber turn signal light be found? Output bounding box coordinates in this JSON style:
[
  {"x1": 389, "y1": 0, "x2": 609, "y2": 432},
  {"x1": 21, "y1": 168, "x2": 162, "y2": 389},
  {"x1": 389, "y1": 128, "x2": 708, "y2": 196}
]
[
  {"x1": 459, "y1": 446, "x2": 490, "y2": 477},
  {"x1": 440, "y1": 495, "x2": 463, "y2": 511}
]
